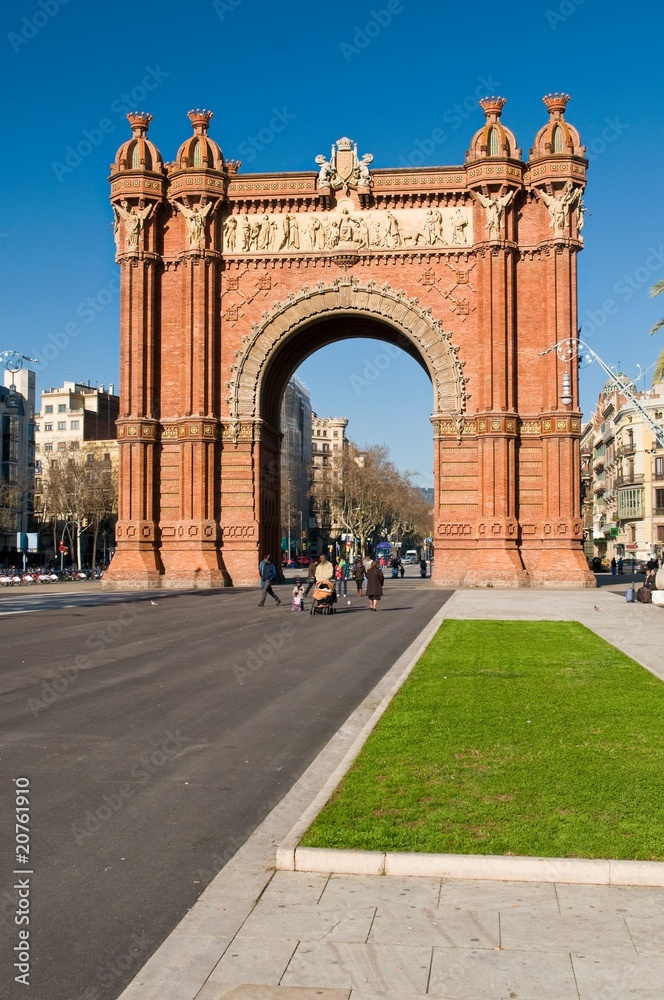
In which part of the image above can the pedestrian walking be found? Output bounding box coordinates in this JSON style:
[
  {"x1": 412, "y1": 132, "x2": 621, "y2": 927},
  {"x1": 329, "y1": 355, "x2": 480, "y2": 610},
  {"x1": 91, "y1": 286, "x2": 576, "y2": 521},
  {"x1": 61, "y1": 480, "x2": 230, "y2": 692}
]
[
  {"x1": 258, "y1": 554, "x2": 281, "y2": 607},
  {"x1": 611, "y1": 557, "x2": 617, "y2": 576},
  {"x1": 314, "y1": 552, "x2": 334, "y2": 585},
  {"x1": 304, "y1": 557, "x2": 317, "y2": 596},
  {"x1": 617, "y1": 556, "x2": 624, "y2": 576},
  {"x1": 353, "y1": 558, "x2": 366, "y2": 596},
  {"x1": 366, "y1": 560, "x2": 384, "y2": 612},
  {"x1": 419, "y1": 557, "x2": 427, "y2": 578},
  {"x1": 337, "y1": 556, "x2": 348, "y2": 597}
]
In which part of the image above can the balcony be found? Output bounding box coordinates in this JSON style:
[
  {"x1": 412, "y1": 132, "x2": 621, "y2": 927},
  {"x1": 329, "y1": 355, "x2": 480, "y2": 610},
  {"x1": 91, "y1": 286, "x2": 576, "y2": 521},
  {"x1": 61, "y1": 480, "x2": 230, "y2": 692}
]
[
  {"x1": 616, "y1": 441, "x2": 636, "y2": 458},
  {"x1": 654, "y1": 507, "x2": 664, "y2": 517},
  {"x1": 614, "y1": 473, "x2": 644, "y2": 488}
]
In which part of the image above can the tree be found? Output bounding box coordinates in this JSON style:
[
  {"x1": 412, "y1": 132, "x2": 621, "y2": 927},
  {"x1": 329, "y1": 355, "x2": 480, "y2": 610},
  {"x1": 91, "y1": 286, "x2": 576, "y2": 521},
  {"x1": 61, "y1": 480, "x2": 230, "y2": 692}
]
[
  {"x1": 311, "y1": 440, "x2": 433, "y2": 557},
  {"x1": 38, "y1": 447, "x2": 117, "y2": 567},
  {"x1": 0, "y1": 472, "x2": 33, "y2": 535},
  {"x1": 650, "y1": 278, "x2": 664, "y2": 382}
]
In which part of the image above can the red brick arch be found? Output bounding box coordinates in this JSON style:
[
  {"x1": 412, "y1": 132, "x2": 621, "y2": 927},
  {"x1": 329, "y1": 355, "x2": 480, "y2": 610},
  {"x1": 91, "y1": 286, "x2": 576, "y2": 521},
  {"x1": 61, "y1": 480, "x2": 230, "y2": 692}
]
[
  {"x1": 228, "y1": 278, "x2": 467, "y2": 427},
  {"x1": 104, "y1": 101, "x2": 596, "y2": 591}
]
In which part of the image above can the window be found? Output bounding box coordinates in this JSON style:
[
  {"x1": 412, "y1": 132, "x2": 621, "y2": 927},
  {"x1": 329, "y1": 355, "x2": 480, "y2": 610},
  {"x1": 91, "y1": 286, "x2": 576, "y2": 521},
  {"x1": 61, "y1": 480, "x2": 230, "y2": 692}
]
[
  {"x1": 44, "y1": 405, "x2": 53, "y2": 413},
  {"x1": 552, "y1": 125, "x2": 563, "y2": 153},
  {"x1": 617, "y1": 487, "x2": 644, "y2": 519},
  {"x1": 322, "y1": 443, "x2": 329, "y2": 452},
  {"x1": 57, "y1": 442, "x2": 67, "y2": 451},
  {"x1": 70, "y1": 441, "x2": 79, "y2": 450},
  {"x1": 656, "y1": 457, "x2": 664, "y2": 479},
  {"x1": 70, "y1": 420, "x2": 80, "y2": 430},
  {"x1": 58, "y1": 404, "x2": 66, "y2": 412},
  {"x1": 333, "y1": 430, "x2": 338, "y2": 437},
  {"x1": 488, "y1": 127, "x2": 500, "y2": 156},
  {"x1": 655, "y1": 489, "x2": 664, "y2": 513},
  {"x1": 44, "y1": 443, "x2": 53, "y2": 453},
  {"x1": 57, "y1": 421, "x2": 66, "y2": 430},
  {"x1": 45, "y1": 423, "x2": 53, "y2": 431}
]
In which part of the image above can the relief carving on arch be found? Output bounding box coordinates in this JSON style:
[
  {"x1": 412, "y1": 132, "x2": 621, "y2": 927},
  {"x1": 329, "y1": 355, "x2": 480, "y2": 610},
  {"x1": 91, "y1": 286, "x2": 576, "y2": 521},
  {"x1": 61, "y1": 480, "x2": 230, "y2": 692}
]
[{"x1": 225, "y1": 277, "x2": 469, "y2": 442}]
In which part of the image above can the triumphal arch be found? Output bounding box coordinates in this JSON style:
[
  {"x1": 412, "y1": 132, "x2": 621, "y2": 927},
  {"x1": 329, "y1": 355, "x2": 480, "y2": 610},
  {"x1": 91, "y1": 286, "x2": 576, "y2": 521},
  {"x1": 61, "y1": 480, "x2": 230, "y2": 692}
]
[{"x1": 105, "y1": 94, "x2": 595, "y2": 589}]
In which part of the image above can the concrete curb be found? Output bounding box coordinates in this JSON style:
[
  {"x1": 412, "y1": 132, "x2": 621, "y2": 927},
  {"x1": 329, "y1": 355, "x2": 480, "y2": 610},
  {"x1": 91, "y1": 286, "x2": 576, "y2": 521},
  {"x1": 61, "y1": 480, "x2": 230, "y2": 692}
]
[
  {"x1": 285, "y1": 846, "x2": 664, "y2": 886},
  {"x1": 277, "y1": 590, "x2": 664, "y2": 888}
]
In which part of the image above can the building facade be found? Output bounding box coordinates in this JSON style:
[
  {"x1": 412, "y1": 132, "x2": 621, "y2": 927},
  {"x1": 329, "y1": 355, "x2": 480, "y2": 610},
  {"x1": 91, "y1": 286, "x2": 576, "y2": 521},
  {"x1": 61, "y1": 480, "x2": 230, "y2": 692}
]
[
  {"x1": 34, "y1": 382, "x2": 119, "y2": 566},
  {"x1": 0, "y1": 367, "x2": 36, "y2": 552},
  {"x1": 581, "y1": 377, "x2": 664, "y2": 565},
  {"x1": 310, "y1": 414, "x2": 348, "y2": 554},
  {"x1": 280, "y1": 376, "x2": 312, "y2": 559},
  {"x1": 104, "y1": 95, "x2": 594, "y2": 589}
]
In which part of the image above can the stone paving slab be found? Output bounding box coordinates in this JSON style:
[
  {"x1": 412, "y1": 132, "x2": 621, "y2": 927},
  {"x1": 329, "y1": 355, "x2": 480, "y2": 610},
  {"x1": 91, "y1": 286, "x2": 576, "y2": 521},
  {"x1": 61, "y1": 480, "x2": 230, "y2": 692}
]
[
  {"x1": 367, "y1": 905, "x2": 499, "y2": 950},
  {"x1": 319, "y1": 874, "x2": 441, "y2": 910},
  {"x1": 438, "y1": 878, "x2": 558, "y2": 912},
  {"x1": 428, "y1": 947, "x2": 579, "y2": 1000},
  {"x1": 239, "y1": 902, "x2": 377, "y2": 943},
  {"x1": 205, "y1": 936, "x2": 300, "y2": 988},
  {"x1": 571, "y1": 952, "x2": 664, "y2": 999},
  {"x1": 499, "y1": 910, "x2": 636, "y2": 954},
  {"x1": 555, "y1": 882, "x2": 664, "y2": 919},
  {"x1": 281, "y1": 941, "x2": 432, "y2": 994}
]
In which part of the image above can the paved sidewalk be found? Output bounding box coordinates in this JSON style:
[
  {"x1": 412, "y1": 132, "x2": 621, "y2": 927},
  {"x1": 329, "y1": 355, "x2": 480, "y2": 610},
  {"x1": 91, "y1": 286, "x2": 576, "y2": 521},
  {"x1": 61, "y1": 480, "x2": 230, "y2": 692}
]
[{"x1": 118, "y1": 589, "x2": 664, "y2": 1000}]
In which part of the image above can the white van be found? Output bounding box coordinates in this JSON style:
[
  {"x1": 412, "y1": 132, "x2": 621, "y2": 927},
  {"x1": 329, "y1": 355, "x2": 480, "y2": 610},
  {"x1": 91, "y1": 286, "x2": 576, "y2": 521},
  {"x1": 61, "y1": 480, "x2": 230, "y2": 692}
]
[{"x1": 403, "y1": 549, "x2": 419, "y2": 564}]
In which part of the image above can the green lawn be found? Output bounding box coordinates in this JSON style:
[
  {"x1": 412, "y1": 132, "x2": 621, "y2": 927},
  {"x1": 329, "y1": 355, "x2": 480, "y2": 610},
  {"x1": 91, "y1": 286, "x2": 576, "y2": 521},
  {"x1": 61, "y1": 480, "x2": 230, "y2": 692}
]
[{"x1": 301, "y1": 621, "x2": 664, "y2": 860}]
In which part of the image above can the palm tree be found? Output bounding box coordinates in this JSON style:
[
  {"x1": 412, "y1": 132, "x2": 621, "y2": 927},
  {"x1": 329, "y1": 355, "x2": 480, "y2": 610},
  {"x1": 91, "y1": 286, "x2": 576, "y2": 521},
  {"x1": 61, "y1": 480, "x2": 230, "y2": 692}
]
[{"x1": 651, "y1": 279, "x2": 664, "y2": 381}]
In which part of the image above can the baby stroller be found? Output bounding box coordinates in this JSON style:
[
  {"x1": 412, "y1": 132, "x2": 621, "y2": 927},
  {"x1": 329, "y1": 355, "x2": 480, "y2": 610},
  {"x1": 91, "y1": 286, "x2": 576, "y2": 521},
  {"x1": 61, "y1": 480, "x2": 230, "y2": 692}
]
[{"x1": 310, "y1": 579, "x2": 337, "y2": 615}]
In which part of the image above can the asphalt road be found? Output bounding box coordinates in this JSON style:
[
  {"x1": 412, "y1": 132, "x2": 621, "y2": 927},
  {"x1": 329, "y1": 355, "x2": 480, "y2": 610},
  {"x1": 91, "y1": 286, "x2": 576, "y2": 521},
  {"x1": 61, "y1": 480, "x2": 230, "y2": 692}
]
[{"x1": 0, "y1": 575, "x2": 451, "y2": 1000}]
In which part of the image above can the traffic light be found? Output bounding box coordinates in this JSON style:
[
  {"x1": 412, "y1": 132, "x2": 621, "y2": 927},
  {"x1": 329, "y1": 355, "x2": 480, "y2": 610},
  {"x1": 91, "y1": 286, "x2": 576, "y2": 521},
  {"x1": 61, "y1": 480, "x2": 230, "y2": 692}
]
[{"x1": 81, "y1": 517, "x2": 90, "y2": 528}]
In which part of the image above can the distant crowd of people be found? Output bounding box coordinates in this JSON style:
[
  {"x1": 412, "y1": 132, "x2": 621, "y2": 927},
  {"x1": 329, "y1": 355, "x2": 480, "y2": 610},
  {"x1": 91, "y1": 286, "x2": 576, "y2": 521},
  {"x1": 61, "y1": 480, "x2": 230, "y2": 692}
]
[{"x1": 258, "y1": 550, "x2": 430, "y2": 613}]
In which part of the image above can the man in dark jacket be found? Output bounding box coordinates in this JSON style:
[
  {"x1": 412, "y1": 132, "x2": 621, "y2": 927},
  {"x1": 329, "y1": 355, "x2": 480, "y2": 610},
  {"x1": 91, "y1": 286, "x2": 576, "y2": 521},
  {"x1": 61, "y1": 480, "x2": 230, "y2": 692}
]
[{"x1": 258, "y1": 554, "x2": 281, "y2": 607}]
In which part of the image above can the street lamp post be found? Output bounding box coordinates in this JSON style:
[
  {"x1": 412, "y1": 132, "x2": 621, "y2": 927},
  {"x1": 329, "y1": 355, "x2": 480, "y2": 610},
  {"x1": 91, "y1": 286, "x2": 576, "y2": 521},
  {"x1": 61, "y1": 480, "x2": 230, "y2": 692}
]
[
  {"x1": 59, "y1": 519, "x2": 76, "y2": 572},
  {"x1": 541, "y1": 338, "x2": 664, "y2": 448},
  {"x1": 298, "y1": 509, "x2": 303, "y2": 556}
]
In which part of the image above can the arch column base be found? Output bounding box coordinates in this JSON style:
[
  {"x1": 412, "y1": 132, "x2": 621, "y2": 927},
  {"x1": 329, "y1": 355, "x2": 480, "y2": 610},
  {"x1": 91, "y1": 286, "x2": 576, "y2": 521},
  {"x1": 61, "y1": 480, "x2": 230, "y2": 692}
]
[
  {"x1": 462, "y1": 544, "x2": 530, "y2": 588},
  {"x1": 159, "y1": 545, "x2": 230, "y2": 589},
  {"x1": 522, "y1": 544, "x2": 596, "y2": 588},
  {"x1": 102, "y1": 547, "x2": 164, "y2": 591},
  {"x1": 431, "y1": 543, "x2": 530, "y2": 588}
]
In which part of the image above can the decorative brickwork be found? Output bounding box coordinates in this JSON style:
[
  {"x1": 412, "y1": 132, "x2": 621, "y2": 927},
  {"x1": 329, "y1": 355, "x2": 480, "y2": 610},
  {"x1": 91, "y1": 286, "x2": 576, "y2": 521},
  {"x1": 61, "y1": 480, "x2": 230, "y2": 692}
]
[{"x1": 104, "y1": 99, "x2": 595, "y2": 590}]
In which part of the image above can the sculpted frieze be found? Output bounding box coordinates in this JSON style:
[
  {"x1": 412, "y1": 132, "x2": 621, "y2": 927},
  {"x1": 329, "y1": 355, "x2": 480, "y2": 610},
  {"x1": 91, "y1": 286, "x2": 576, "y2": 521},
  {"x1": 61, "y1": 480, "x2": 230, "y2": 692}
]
[{"x1": 222, "y1": 203, "x2": 473, "y2": 256}]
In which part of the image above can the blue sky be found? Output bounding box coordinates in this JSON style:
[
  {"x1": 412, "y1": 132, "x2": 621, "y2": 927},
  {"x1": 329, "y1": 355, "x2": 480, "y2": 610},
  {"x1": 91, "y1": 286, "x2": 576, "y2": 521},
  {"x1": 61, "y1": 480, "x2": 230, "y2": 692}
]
[{"x1": 2, "y1": 0, "x2": 663, "y2": 488}]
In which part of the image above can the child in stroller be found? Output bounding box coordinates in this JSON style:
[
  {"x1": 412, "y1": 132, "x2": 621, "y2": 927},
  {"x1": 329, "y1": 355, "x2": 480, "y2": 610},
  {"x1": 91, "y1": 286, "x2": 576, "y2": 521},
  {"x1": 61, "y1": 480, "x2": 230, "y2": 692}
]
[{"x1": 310, "y1": 578, "x2": 337, "y2": 615}]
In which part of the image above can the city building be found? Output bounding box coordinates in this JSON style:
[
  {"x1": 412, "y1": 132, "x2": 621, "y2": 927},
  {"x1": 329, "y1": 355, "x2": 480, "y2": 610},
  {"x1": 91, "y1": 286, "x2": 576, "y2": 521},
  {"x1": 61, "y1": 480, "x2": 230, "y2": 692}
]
[
  {"x1": 0, "y1": 367, "x2": 36, "y2": 555},
  {"x1": 35, "y1": 381, "x2": 118, "y2": 456},
  {"x1": 309, "y1": 415, "x2": 348, "y2": 555},
  {"x1": 280, "y1": 376, "x2": 312, "y2": 559},
  {"x1": 581, "y1": 376, "x2": 664, "y2": 566},
  {"x1": 34, "y1": 382, "x2": 119, "y2": 566}
]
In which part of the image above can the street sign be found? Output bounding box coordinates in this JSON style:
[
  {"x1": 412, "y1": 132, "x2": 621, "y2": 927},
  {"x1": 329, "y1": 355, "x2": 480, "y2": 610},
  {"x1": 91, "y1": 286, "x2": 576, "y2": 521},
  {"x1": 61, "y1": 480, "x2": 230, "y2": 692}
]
[{"x1": 58, "y1": 541, "x2": 66, "y2": 553}]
